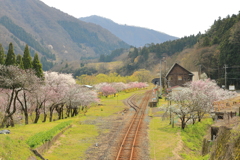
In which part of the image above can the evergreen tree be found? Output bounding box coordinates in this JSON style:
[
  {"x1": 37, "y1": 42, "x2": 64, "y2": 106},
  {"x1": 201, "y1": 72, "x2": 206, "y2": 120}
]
[
  {"x1": 0, "y1": 44, "x2": 5, "y2": 65},
  {"x1": 22, "y1": 44, "x2": 32, "y2": 69},
  {"x1": 99, "y1": 54, "x2": 106, "y2": 62},
  {"x1": 5, "y1": 43, "x2": 16, "y2": 66},
  {"x1": 16, "y1": 54, "x2": 24, "y2": 69},
  {"x1": 202, "y1": 37, "x2": 210, "y2": 46},
  {"x1": 32, "y1": 53, "x2": 43, "y2": 78}
]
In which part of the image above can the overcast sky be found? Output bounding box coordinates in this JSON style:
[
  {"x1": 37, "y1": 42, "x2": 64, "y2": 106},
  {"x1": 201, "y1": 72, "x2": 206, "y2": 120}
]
[{"x1": 40, "y1": 0, "x2": 240, "y2": 38}]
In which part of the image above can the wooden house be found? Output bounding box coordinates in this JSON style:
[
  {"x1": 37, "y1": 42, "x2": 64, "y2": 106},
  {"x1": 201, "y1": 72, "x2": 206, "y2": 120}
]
[{"x1": 166, "y1": 63, "x2": 194, "y2": 87}]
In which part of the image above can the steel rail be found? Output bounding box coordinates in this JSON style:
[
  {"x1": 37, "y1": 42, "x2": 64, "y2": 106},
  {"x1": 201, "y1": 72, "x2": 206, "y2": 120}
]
[
  {"x1": 130, "y1": 92, "x2": 150, "y2": 159},
  {"x1": 115, "y1": 91, "x2": 151, "y2": 160}
]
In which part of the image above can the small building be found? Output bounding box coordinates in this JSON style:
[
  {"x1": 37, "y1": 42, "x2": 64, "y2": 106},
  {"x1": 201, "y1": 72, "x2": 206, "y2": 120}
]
[
  {"x1": 166, "y1": 63, "x2": 194, "y2": 88},
  {"x1": 82, "y1": 85, "x2": 94, "y2": 89}
]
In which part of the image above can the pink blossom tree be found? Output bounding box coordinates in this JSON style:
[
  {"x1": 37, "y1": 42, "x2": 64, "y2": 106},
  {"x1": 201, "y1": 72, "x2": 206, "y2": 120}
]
[
  {"x1": 100, "y1": 85, "x2": 117, "y2": 97},
  {"x1": 169, "y1": 79, "x2": 237, "y2": 129},
  {"x1": 111, "y1": 82, "x2": 127, "y2": 92}
]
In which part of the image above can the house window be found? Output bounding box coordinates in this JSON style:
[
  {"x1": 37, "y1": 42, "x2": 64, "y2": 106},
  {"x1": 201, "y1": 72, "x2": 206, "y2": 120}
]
[{"x1": 178, "y1": 76, "x2": 182, "y2": 80}]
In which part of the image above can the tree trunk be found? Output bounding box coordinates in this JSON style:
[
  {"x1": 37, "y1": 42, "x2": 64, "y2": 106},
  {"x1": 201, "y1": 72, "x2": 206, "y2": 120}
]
[
  {"x1": 71, "y1": 108, "x2": 75, "y2": 117},
  {"x1": 61, "y1": 106, "x2": 64, "y2": 119},
  {"x1": 49, "y1": 105, "x2": 56, "y2": 122},
  {"x1": 42, "y1": 113, "x2": 47, "y2": 123},
  {"x1": 192, "y1": 118, "x2": 196, "y2": 124},
  {"x1": 16, "y1": 91, "x2": 29, "y2": 125},
  {"x1": 197, "y1": 111, "x2": 202, "y2": 122},
  {"x1": 66, "y1": 106, "x2": 70, "y2": 117},
  {"x1": 71, "y1": 108, "x2": 78, "y2": 117},
  {"x1": 59, "y1": 104, "x2": 64, "y2": 119},
  {"x1": 34, "y1": 107, "x2": 40, "y2": 123},
  {"x1": 70, "y1": 108, "x2": 73, "y2": 117},
  {"x1": 169, "y1": 110, "x2": 172, "y2": 125},
  {"x1": 1, "y1": 116, "x2": 8, "y2": 128},
  {"x1": 1, "y1": 89, "x2": 15, "y2": 128},
  {"x1": 2, "y1": 90, "x2": 20, "y2": 128},
  {"x1": 24, "y1": 111, "x2": 29, "y2": 125},
  {"x1": 181, "y1": 115, "x2": 186, "y2": 130},
  {"x1": 56, "y1": 105, "x2": 61, "y2": 120},
  {"x1": 42, "y1": 104, "x2": 47, "y2": 122},
  {"x1": 23, "y1": 92, "x2": 29, "y2": 125}
]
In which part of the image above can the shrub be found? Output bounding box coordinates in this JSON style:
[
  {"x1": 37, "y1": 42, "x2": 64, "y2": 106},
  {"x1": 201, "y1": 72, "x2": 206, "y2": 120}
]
[{"x1": 26, "y1": 121, "x2": 72, "y2": 148}]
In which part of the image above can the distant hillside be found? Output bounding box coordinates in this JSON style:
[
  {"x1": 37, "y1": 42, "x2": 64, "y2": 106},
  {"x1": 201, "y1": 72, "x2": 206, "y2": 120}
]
[
  {"x1": 0, "y1": 0, "x2": 129, "y2": 70},
  {"x1": 80, "y1": 15, "x2": 178, "y2": 47},
  {"x1": 116, "y1": 12, "x2": 240, "y2": 88}
]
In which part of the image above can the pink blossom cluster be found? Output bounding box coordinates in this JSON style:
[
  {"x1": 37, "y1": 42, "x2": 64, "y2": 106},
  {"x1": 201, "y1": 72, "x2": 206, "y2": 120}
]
[{"x1": 94, "y1": 82, "x2": 148, "y2": 96}]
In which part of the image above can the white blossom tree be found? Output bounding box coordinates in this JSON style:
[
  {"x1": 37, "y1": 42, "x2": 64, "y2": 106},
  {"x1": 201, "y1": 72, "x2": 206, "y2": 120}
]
[
  {"x1": 43, "y1": 72, "x2": 76, "y2": 122},
  {"x1": 0, "y1": 65, "x2": 41, "y2": 127},
  {"x1": 168, "y1": 79, "x2": 237, "y2": 129}
]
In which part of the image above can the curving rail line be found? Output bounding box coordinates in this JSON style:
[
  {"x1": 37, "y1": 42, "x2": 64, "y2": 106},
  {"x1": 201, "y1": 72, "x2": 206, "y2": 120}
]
[{"x1": 115, "y1": 91, "x2": 151, "y2": 160}]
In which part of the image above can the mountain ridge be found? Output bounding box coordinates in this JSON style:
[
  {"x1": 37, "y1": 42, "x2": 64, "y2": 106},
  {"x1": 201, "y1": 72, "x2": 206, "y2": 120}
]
[
  {"x1": 80, "y1": 15, "x2": 179, "y2": 47},
  {"x1": 0, "y1": 0, "x2": 129, "y2": 65}
]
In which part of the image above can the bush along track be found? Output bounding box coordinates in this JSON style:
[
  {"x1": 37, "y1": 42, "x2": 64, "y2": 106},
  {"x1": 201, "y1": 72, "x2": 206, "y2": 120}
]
[{"x1": 26, "y1": 121, "x2": 72, "y2": 149}]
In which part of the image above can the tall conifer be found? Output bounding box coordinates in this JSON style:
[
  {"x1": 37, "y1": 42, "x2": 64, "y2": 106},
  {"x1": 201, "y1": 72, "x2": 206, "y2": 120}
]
[
  {"x1": 16, "y1": 54, "x2": 24, "y2": 69},
  {"x1": 5, "y1": 43, "x2": 16, "y2": 66},
  {"x1": 22, "y1": 44, "x2": 32, "y2": 69},
  {"x1": 32, "y1": 53, "x2": 43, "y2": 78},
  {"x1": 0, "y1": 44, "x2": 5, "y2": 65}
]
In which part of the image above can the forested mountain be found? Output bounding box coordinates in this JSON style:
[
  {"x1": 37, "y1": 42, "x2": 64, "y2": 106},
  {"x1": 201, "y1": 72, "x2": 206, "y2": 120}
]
[
  {"x1": 197, "y1": 13, "x2": 240, "y2": 87},
  {"x1": 114, "y1": 12, "x2": 240, "y2": 88},
  {"x1": 0, "y1": 0, "x2": 129, "y2": 70},
  {"x1": 80, "y1": 15, "x2": 178, "y2": 47},
  {"x1": 115, "y1": 34, "x2": 201, "y2": 76}
]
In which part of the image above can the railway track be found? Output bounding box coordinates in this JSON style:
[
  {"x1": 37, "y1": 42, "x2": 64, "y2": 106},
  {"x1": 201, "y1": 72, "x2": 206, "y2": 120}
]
[{"x1": 115, "y1": 91, "x2": 151, "y2": 160}]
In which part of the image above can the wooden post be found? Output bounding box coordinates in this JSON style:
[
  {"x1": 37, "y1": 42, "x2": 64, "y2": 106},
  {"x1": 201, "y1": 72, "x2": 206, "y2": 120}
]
[{"x1": 239, "y1": 107, "x2": 240, "y2": 116}]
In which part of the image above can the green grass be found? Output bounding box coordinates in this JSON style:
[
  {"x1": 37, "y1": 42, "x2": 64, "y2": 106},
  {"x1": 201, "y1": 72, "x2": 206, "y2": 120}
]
[
  {"x1": 0, "y1": 87, "x2": 151, "y2": 159},
  {"x1": 180, "y1": 118, "x2": 213, "y2": 160},
  {"x1": 0, "y1": 135, "x2": 37, "y2": 160},
  {"x1": 149, "y1": 117, "x2": 213, "y2": 160},
  {"x1": 43, "y1": 124, "x2": 98, "y2": 160},
  {"x1": 149, "y1": 116, "x2": 180, "y2": 159},
  {"x1": 0, "y1": 120, "x2": 72, "y2": 160},
  {"x1": 43, "y1": 88, "x2": 150, "y2": 159},
  {"x1": 149, "y1": 97, "x2": 213, "y2": 160},
  {"x1": 26, "y1": 121, "x2": 72, "y2": 148}
]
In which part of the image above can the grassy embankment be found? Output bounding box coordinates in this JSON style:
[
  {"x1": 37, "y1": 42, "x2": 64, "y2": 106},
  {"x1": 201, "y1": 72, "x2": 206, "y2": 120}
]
[
  {"x1": 0, "y1": 87, "x2": 149, "y2": 160},
  {"x1": 149, "y1": 98, "x2": 213, "y2": 160}
]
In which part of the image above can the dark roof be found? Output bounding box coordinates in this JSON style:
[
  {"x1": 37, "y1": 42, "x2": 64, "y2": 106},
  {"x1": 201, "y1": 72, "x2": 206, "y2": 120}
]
[{"x1": 166, "y1": 63, "x2": 194, "y2": 78}]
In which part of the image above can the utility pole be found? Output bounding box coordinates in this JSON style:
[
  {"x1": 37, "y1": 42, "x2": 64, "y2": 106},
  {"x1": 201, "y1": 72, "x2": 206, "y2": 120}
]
[
  {"x1": 159, "y1": 59, "x2": 162, "y2": 97},
  {"x1": 224, "y1": 64, "x2": 227, "y2": 90},
  {"x1": 199, "y1": 64, "x2": 201, "y2": 79}
]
